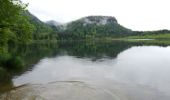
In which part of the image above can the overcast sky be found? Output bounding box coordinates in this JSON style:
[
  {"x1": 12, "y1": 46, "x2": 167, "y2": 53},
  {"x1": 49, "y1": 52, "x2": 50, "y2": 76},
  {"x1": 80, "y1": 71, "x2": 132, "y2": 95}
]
[{"x1": 22, "y1": 0, "x2": 170, "y2": 31}]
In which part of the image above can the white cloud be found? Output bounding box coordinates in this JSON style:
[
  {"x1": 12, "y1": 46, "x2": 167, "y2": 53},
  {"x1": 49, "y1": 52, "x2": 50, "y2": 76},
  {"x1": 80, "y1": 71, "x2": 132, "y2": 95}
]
[{"x1": 22, "y1": 0, "x2": 170, "y2": 31}]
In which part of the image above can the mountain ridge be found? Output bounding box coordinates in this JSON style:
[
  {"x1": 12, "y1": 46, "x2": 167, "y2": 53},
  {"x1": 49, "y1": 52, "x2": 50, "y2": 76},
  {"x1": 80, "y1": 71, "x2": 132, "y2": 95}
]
[
  {"x1": 26, "y1": 12, "x2": 170, "y2": 39},
  {"x1": 55, "y1": 16, "x2": 133, "y2": 38}
]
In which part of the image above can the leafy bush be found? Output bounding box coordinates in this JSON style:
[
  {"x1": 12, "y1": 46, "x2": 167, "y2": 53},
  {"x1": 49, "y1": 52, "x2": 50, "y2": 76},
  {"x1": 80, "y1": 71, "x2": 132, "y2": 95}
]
[
  {"x1": 0, "y1": 52, "x2": 10, "y2": 66},
  {"x1": 4, "y1": 56, "x2": 24, "y2": 71}
]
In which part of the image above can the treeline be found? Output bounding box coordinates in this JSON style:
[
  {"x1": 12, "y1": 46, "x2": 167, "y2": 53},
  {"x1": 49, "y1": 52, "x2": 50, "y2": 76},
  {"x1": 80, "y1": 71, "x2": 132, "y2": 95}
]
[
  {"x1": 133, "y1": 29, "x2": 170, "y2": 35},
  {"x1": 126, "y1": 29, "x2": 170, "y2": 39}
]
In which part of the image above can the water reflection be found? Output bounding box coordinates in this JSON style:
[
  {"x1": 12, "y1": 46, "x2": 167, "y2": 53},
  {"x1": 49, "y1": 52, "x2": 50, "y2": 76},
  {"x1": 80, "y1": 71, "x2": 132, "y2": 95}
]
[
  {"x1": 13, "y1": 46, "x2": 170, "y2": 95},
  {"x1": 13, "y1": 56, "x2": 117, "y2": 85},
  {"x1": 114, "y1": 46, "x2": 170, "y2": 94},
  {"x1": 1, "y1": 41, "x2": 170, "y2": 100}
]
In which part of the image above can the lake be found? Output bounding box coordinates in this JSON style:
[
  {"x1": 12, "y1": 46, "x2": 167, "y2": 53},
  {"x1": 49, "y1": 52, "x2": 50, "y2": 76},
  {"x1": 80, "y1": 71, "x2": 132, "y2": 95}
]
[{"x1": 0, "y1": 40, "x2": 170, "y2": 100}]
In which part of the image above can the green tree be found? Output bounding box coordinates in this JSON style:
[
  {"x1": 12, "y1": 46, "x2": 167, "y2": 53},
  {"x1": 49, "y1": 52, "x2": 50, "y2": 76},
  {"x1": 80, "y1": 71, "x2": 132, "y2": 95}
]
[
  {"x1": 0, "y1": 0, "x2": 27, "y2": 28},
  {"x1": 12, "y1": 15, "x2": 35, "y2": 43},
  {"x1": 0, "y1": 0, "x2": 34, "y2": 44}
]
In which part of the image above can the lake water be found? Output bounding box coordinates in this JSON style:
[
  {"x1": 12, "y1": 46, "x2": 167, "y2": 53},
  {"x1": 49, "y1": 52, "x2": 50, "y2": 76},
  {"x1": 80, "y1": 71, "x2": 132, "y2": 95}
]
[{"x1": 0, "y1": 41, "x2": 170, "y2": 100}]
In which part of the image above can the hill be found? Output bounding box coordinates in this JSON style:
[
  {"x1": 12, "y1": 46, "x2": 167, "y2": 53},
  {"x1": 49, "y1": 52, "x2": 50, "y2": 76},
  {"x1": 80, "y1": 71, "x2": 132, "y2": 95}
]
[
  {"x1": 24, "y1": 11, "x2": 58, "y2": 40},
  {"x1": 54, "y1": 16, "x2": 133, "y2": 39},
  {"x1": 24, "y1": 11, "x2": 53, "y2": 34}
]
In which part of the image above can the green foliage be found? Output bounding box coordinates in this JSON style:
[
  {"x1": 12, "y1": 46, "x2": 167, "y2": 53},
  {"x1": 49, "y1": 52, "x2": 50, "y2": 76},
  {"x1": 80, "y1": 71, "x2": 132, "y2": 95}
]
[
  {"x1": 0, "y1": 50, "x2": 24, "y2": 70},
  {"x1": 0, "y1": 0, "x2": 27, "y2": 27},
  {"x1": 4, "y1": 56, "x2": 24, "y2": 70},
  {"x1": 127, "y1": 33, "x2": 170, "y2": 39},
  {"x1": 0, "y1": 0, "x2": 35, "y2": 45},
  {"x1": 0, "y1": 28, "x2": 16, "y2": 45},
  {"x1": 25, "y1": 11, "x2": 53, "y2": 34},
  {"x1": 0, "y1": 52, "x2": 10, "y2": 67},
  {"x1": 0, "y1": 0, "x2": 34, "y2": 76},
  {"x1": 12, "y1": 14, "x2": 35, "y2": 43},
  {"x1": 23, "y1": 11, "x2": 58, "y2": 40}
]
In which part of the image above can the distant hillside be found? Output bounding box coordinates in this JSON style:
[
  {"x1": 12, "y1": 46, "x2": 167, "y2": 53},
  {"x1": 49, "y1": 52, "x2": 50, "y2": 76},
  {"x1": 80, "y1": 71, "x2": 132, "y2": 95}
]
[
  {"x1": 133, "y1": 29, "x2": 170, "y2": 35},
  {"x1": 22, "y1": 11, "x2": 59, "y2": 40},
  {"x1": 46, "y1": 20, "x2": 62, "y2": 27},
  {"x1": 54, "y1": 16, "x2": 133, "y2": 38},
  {"x1": 24, "y1": 11, "x2": 53, "y2": 34},
  {"x1": 45, "y1": 20, "x2": 63, "y2": 32}
]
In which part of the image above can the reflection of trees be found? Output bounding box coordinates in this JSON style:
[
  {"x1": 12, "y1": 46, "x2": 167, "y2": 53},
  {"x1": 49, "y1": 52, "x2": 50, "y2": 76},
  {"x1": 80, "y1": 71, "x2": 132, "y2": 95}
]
[
  {"x1": 57, "y1": 41, "x2": 133, "y2": 60},
  {"x1": 0, "y1": 43, "x2": 59, "y2": 93},
  {"x1": 0, "y1": 40, "x2": 141, "y2": 92},
  {"x1": 8, "y1": 43, "x2": 58, "y2": 66}
]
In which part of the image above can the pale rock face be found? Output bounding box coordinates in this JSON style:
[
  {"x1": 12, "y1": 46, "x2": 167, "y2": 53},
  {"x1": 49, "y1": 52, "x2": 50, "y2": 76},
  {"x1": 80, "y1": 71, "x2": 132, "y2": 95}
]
[{"x1": 81, "y1": 16, "x2": 117, "y2": 26}]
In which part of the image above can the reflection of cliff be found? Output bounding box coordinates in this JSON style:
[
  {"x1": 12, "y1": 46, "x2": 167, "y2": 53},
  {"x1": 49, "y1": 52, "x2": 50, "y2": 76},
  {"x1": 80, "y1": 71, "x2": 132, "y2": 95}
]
[
  {"x1": 0, "y1": 41, "x2": 136, "y2": 92},
  {"x1": 14, "y1": 41, "x2": 133, "y2": 64},
  {"x1": 57, "y1": 41, "x2": 133, "y2": 60}
]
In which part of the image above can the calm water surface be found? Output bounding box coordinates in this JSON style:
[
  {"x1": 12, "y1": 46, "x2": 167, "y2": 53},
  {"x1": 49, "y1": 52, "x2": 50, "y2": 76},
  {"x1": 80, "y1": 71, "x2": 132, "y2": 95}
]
[{"x1": 1, "y1": 41, "x2": 170, "y2": 100}]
